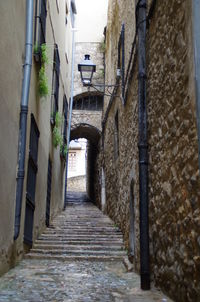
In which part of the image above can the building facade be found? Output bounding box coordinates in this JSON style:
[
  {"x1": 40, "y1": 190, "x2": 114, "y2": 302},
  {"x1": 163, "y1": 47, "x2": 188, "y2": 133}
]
[
  {"x1": 101, "y1": 0, "x2": 200, "y2": 301},
  {"x1": 0, "y1": 0, "x2": 75, "y2": 275}
]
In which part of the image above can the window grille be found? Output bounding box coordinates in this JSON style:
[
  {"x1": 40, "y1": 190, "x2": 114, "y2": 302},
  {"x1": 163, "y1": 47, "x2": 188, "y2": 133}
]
[{"x1": 73, "y1": 95, "x2": 103, "y2": 111}]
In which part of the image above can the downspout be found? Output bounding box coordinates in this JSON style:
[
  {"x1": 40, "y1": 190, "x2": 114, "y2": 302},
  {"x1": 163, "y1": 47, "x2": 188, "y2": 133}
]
[
  {"x1": 193, "y1": 0, "x2": 200, "y2": 171},
  {"x1": 64, "y1": 28, "x2": 76, "y2": 208},
  {"x1": 14, "y1": 0, "x2": 34, "y2": 240},
  {"x1": 137, "y1": 0, "x2": 150, "y2": 290}
]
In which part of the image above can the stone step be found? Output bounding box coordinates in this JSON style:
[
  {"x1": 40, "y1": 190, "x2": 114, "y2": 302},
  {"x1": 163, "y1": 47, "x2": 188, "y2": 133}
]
[
  {"x1": 48, "y1": 225, "x2": 117, "y2": 230},
  {"x1": 38, "y1": 233, "x2": 122, "y2": 241},
  {"x1": 32, "y1": 243, "x2": 124, "y2": 251},
  {"x1": 25, "y1": 253, "x2": 124, "y2": 262},
  {"x1": 28, "y1": 249, "x2": 126, "y2": 257},
  {"x1": 27, "y1": 196, "x2": 126, "y2": 263},
  {"x1": 42, "y1": 229, "x2": 121, "y2": 235},
  {"x1": 35, "y1": 239, "x2": 123, "y2": 246}
]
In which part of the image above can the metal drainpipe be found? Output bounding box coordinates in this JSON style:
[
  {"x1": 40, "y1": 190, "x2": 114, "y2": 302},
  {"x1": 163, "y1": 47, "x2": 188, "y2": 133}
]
[
  {"x1": 193, "y1": 0, "x2": 200, "y2": 171},
  {"x1": 137, "y1": 0, "x2": 150, "y2": 290},
  {"x1": 14, "y1": 0, "x2": 34, "y2": 240},
  {"x1": 64, "y1": 28, "x2": 76, "y2": 208}
]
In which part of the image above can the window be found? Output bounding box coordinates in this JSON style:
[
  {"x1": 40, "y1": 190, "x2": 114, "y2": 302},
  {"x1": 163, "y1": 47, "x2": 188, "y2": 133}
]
[
  {"x1": 114, "y1": 111, "x2": 119, "y2": 159},
  {"x1": 70, "y1": 0, "x2": 77, "y2": 27},
  {"x1": 117, "y1": 23, "x2": 125, "y2": 102},
  {"x1": 34, "y1": 0, "x2": 47, "y2": 62},
  {"x1": 56, "y1": 0, "x2": 59, "y2": 13},
  {"x1": 65, "y1": 2, "x2": 69, "y2": 25},
  {"x1": 51, "y1": 44, "x2": 60, "y2": 122},
  {"x1": 72, "y1": 95, "x2": 103, "y2": 111},
  {"x1": 69, "y1": 152, "x2": 76, "y2": 171}
]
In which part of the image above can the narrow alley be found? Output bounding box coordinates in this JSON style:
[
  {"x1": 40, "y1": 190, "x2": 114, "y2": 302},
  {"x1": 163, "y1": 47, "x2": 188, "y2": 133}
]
[
  {"x1": 0, "y1": 193, "x2": 170, "y2": 302},
  {"x1": 1, "y1": 0, "x2": 200, "y2": 301}
]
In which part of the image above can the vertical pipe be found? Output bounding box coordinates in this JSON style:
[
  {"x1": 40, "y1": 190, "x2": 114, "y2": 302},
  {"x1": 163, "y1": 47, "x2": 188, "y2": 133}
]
[
  {"x1": 137, "y1": 0, "x2": 150, "y2": 290},
  {"x1": 14, "y1": 0, "x2": 34, "y2": 240},
  {"x1": 64, "y1": 28, "x2": 76, "y2": 208},
  {"x1": 193, "y1": 0, "x2": 200, "y2": 171},
  {"x1": 121, "y1": 23, "x2": 125, "y2": 102}
]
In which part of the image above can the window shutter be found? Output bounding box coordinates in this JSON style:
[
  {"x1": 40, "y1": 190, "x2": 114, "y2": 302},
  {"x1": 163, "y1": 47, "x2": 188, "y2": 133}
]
[{"x1": 40, "y1": 0, "x2": 47, "y2": 45}]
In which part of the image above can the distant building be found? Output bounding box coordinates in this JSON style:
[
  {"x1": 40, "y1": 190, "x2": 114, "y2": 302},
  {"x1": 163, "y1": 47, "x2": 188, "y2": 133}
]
[{"x1": 67, "y1": 139, "x2": 87, "y2": 192}]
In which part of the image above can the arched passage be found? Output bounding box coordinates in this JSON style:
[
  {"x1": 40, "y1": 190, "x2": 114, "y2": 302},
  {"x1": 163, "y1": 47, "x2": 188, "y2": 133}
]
[{"x1": 70, "y1": 123, "x2": 101, "y2": 203}]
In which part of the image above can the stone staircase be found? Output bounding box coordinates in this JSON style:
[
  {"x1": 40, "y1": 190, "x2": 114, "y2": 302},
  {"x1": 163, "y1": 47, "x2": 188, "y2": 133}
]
[{"x1": 25, "y1": 192, "x2": 126, "y2": 261}]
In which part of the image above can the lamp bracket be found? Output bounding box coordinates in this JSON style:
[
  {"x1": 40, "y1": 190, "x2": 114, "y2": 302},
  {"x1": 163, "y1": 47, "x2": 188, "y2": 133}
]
[{"x1": 86, "y1": 82, "x2": 123, "y2": 99}]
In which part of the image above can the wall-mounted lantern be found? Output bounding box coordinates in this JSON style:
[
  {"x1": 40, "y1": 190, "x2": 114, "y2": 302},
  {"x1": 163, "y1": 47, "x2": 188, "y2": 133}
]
[
  {"x1": 77, "y1": 24, "x2": 125, "y2": 102},
  {"x1": 78, "y1": 54, "x2": 96, "y2": 86}
]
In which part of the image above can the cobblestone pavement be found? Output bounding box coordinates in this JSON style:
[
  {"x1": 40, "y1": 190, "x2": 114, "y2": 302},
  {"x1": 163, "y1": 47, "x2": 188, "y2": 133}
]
[
  {"x1": 0, "y1": 259, "x2": 171, "y2": 302},
  {"x1": 0, "y1": 194, "x2": 172, "y2": 302}
]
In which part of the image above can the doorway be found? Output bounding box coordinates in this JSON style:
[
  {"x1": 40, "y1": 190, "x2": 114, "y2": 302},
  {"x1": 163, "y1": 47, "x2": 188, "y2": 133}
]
[{"x1": 24, "y1": 114, "x2": 40, "y2": 246}]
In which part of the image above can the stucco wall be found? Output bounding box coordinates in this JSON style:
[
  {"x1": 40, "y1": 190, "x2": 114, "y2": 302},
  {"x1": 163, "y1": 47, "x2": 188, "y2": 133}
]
[
  {"x1": 0, "y1": 0, "x2": 72, "y2": 275},
  {"x1": 0, "y1": 0, "x2": 26, "y2": 275}
]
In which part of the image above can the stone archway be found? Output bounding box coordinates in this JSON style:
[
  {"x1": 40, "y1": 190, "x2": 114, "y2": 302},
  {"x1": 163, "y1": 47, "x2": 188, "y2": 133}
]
[{"x1": 70, "y1": 123, "x2": 101, "y2": 203}]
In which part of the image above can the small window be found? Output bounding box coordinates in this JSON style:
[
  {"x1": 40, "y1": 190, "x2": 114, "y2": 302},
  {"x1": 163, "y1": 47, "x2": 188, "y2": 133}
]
[
  {"x1": 72, "y1": 95, "x2": 103, "y2": 111},
  {"x1": 70, "y1": 0, "x2": 77, "y2": 27},
  {"x1": 117, "y1": 23, "x2": 125, "y2": 102},
  {"x1": 56, "y1": 0, "x2": 59, "y2": 13},
  {"x1": 65, "y1": 2, "x2": 68, "y2": 25},
  {"x1": 69, "y1": 152, "x2": 77, "y2": 171},
  {"x1": 34, "y1": 0, "x2": 47, "y2": 63},
  {"x1": 51, "y1": 44, "x2": 60, "y2": 123}
]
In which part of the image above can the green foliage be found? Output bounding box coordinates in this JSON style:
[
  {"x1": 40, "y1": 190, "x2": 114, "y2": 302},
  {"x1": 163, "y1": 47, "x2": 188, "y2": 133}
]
[
  {"x1": 53, "y1": 125, "x2": 63, "y2": 148},
  {"x1": 35, "y1": 43, "x2": 49, "y2": 97},
  {"x1": 60, "y1": 143, "x2": 68, "y2": 158},
  {"x1": 62, "y1": 144, "x2": 68, "y2": 157},
  {"x1": 33, "y1": 43, "x2": 39, "y2": 54},
  {"x1": 52, "y1": 112, "x2": 65, "y2": 152},
  {"x1": 41, "y1": 43, "x2": 49, "y2": 64},
  {"x1": 38, "y1": 66, "x2": 49, "y2": 97},
  {"x1": 55, "y1": 111, "x2": 63, "y2": 128},
  {"x1": 99, "y1": 41, "x2": 106, "y2": 53}
]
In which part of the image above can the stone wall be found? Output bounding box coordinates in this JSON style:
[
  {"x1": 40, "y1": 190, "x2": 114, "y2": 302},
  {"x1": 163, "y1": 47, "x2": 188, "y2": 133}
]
[
  {"x1": 67, "y1": 175, "x2": 86, "y2": 192},
  {"x1": 147, "y1": 1, "x2": 200, "y2": 301},
  {"x1": 74, "y1": 42, "x2": 104, "y2": 97},
  {"x1": 71, "y1": 110, "x2": 102, "y2": 131},
  {"x1": 102, "y1": 0, "x2": 200, "y2": 301},
  {"x1": 102, "y1": 0, "x2": 140, "y2": 273}
]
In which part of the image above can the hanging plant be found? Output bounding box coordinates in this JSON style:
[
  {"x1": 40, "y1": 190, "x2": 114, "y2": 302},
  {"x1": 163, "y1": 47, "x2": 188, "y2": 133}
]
[
  {"x1": 55, "y1": 111, "x2": 63, "y2": 128},
  {"x1": 61, "y1": 144, "x2": 68, "y2": 158},
  {"x1": 41, "y1": 43, "x2": 49, "y2": 65},
  {"x1": 52, "y1": 112, "x2": 64, "y2": 149},
  {"x1": 38, "y1": 66, "x2": 49, "y2": 97},
  {"x1": 53, "y1": 125, "x2": 63, "y2": 148},
  {"x1": 35, "y1": 43, "x2": 49, "y2": 97}
]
